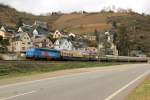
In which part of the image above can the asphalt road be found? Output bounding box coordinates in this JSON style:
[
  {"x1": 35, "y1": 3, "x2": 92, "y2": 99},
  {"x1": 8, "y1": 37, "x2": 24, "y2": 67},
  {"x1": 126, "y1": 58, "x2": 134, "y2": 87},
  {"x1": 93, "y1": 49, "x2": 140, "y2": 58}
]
[{"x1": 0, "y1": 64, "x2": 150, "y2": 100}]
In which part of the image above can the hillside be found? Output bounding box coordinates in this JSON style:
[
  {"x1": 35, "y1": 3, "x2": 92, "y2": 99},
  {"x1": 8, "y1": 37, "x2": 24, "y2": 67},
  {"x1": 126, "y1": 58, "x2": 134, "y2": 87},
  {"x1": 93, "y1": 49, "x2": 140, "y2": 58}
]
[
  {"x1": 0, "y1": 4, "x2": 61, "y2": 28},
  {"x1": 53, "y1": 13, "x2": 129, "y2": 34},
  {"x1": 110, "y1": 13, "x2": 150, "y2": 53}
]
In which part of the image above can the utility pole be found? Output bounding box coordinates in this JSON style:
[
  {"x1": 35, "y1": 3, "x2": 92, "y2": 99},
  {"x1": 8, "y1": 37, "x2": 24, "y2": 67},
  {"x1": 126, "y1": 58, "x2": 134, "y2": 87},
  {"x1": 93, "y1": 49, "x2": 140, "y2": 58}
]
[{"x1": 98, "y1": 31, "x2": 104, "y2": 62}]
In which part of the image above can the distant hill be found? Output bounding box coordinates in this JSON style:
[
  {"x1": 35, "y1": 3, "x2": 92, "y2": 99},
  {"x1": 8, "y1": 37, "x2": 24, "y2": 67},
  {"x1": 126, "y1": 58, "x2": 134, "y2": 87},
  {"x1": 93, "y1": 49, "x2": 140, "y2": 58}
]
[{"x1": 0, "y1": 4, "x2": 61, "y2": 28}]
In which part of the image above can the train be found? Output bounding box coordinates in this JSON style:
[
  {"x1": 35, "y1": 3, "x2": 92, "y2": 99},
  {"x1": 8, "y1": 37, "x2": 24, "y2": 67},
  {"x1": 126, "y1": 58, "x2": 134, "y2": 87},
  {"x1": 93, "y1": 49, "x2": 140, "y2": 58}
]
[{"x1": 25, "y1": 48, "x2": 148, "y2": 62}]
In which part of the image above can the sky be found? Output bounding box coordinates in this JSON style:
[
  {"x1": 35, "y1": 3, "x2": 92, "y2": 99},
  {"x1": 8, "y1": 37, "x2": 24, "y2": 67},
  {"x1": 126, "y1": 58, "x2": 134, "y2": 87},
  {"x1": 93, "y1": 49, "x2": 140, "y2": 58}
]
[{"x1": 0, "y1": 0, "x2": 149, "y2": 15}]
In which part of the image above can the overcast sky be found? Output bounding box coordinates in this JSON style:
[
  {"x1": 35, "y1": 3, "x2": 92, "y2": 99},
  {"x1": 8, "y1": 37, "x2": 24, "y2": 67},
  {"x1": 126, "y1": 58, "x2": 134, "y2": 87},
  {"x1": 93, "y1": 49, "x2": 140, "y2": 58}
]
[{"x1": 0, "y1": 0, "x2": 150, "y2": 15}]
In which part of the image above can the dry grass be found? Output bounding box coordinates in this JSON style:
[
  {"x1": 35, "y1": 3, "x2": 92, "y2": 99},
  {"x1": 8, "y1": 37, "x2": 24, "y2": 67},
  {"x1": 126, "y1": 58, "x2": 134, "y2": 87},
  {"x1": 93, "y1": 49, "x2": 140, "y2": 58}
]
[
  {"x1": 0, "y1": 62, "x2": 116, "y2": 79},
  {"x1": 127, "y1": 75, "x2": 150, "y2": 100},
  {"x1": 65, "y1": 23, "x2": 112, "y2": 34},
  {"x1": 53, "y1": 13, "x2": 129, "y2": 34}
]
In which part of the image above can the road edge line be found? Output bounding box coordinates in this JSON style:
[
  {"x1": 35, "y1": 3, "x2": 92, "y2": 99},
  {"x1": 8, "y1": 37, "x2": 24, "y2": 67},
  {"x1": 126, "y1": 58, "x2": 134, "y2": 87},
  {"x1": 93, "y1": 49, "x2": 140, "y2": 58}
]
[{"x1": 104, "y1": 70, "x2": 150, "y2": 100}]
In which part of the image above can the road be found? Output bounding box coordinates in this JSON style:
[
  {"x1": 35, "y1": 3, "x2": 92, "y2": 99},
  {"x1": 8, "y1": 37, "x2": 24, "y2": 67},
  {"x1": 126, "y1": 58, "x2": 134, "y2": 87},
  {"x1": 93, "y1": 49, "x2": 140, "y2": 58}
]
[{"x1": 0, "y1": 64, "x2": 150, "y2": 100}]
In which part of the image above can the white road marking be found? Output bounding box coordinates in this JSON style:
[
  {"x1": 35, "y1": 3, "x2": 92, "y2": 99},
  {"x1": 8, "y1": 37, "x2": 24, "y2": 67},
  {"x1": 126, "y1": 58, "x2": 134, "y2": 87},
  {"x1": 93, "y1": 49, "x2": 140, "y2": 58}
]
[
  {"x1": 104, "y1": 70, "x2": 150, "y2": 100},
  {"x1": 0, "y1": 91, "x2": 36, "y2": 100},
  {"x1": 0, "y1": 66, "x2": 133, "y2": 89}
]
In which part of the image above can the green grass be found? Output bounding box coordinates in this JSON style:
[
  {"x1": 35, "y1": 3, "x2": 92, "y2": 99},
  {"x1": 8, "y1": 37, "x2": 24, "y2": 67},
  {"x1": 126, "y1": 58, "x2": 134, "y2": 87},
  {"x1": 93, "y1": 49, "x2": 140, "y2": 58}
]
[
  {"x1": 0, "y1": 61, "x2": 118, "y2": 79},
  {"x1": 127, "y1": 76, "x2": 150, "y2": 100}
]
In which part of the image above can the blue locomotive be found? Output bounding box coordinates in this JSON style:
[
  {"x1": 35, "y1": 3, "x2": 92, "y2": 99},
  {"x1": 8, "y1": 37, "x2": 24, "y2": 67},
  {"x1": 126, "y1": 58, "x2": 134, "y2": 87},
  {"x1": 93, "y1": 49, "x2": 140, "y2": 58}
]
[{"x1": 26, "y1": 48, "x2": 61, "y2": 60}]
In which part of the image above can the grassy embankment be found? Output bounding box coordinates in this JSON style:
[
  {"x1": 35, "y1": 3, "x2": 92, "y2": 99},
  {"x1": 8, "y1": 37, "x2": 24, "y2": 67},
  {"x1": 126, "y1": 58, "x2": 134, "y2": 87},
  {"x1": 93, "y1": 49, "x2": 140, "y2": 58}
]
[
  {"x1": 0, "y1": 61, "x2": 118, "y2": 79},
  {"x1": 127, "y1": 76, "x2": 150, "y2": 100}
]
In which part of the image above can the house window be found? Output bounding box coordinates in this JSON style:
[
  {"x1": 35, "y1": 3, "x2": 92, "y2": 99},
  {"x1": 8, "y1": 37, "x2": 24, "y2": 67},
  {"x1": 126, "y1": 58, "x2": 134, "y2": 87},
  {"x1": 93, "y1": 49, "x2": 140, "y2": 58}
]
[
  {"x1": 28, "y1": 42, "x2": 31, "y2": 45},
  {"x1": 22, "y1": 42, "x2": 25, "y2": 45},
  {"x1": 22, "y1": 47, "x2": 25, "y2": 50}
]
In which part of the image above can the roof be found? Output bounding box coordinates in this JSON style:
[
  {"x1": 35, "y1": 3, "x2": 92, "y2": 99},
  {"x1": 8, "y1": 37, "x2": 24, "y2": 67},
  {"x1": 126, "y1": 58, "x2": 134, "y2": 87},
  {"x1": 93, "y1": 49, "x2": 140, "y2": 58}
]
[
  {"x1": 20, "y1": 26, "x2": 33, "y2": 33},
  {"x1": 35, "y1": 26, "x2": 50, "y2": 35},
  {"x1": 32, "y1": 35, "x2": 51, "y2": 43},
  {"x1": 55, "y1": 38, "x2": 71, "y2": 45},
  {"x1": 12, "y1": 32, "x2": 29, "y2": 41},
  {"x1": 0, "y1": 25, "x2": 16, "y2": 34}
]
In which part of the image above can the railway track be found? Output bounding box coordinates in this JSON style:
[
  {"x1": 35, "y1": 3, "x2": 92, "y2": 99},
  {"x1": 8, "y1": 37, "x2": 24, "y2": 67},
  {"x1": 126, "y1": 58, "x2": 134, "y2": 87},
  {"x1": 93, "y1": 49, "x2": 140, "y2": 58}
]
[
  {"x1": 0, "y1": 60, "x2": 67, "y2": 64},
  {"x1": 0, "y1": 60, "x2": 96, "y2": 64}
]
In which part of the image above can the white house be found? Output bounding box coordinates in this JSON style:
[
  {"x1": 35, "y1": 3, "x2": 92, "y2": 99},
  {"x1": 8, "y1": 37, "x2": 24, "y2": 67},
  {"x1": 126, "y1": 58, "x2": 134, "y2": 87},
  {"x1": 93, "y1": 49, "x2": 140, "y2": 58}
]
[
  {"x1": 0, "y1": 26, "x2": 6, "y2": 32},
  {"x1": 54, "y1": 38, "x2": 74, "y2": 51},
  {"x1": 17, "y1": 27, "x2": 24, "y2": 33},
  {"x1": 10, "y1": 32, "x2": 33, "y2": 52},
  {"x1": 33, "y1": 29, "x2": 39, "y2": 36}
]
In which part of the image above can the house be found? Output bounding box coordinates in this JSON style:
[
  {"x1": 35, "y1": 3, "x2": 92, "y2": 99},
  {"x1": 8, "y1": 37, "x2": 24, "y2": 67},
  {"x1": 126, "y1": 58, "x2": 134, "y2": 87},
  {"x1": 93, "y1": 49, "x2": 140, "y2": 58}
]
[
  {"x1": 33, "y1": 29, "x2": 39, "y2": 36},
  {"x1": 9, "y1": 32, "x2": 33, "y2": 52},
  {"x1": 0, "y1": 26, "x2": 12, "y2": 38},
  {"x1": 32, "y1": 36, "x2": 53, "y2": 48},
  {"x1": 17, "y1": 26, "x2": 33, "y2": 37},
  {"x1": 22, "y1": 21, "x2": 34, "y2": 28},
  {"x1": 54, "y1": 38, "x2": 74, "y2": 51},
  {"x1": 52, "y1": 30, "x2": 63, "y2": 39},
  {"x1": 71, "y1": 40, "x2": 88, "y2": 52},
  {"x1": 83, "y1": 35, "x2": 96, "y2": 41},
  {"x1": 105, "y1": 31, "x2": 118, "y2": 56},
  {"x1": 69, "y1": 33, "x2": 76, "y2": 38},
  {"x1": 97, "y1": 31, "x2": 118, "y2": 56},
  {"x1": 32, "y1": 27, "x2": 49, "y2": 36},
  {"x1": 33, "y1": 21, "x2": 48, "y2": 29},
  {"x1": 85, "y1": 47, "x2": 98, "y2": 54},
  {"x1": 0, "y1": 26, "x2": 6, "y2": 32},
  {"x1": 18, "y1": 27, "x2": 24, "y2": 33}
]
